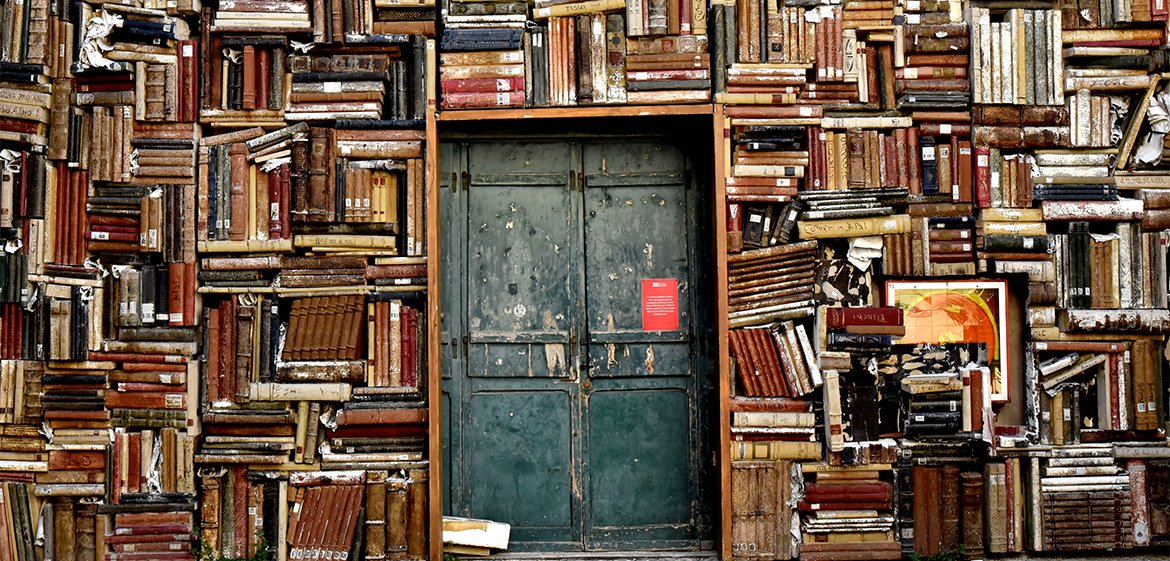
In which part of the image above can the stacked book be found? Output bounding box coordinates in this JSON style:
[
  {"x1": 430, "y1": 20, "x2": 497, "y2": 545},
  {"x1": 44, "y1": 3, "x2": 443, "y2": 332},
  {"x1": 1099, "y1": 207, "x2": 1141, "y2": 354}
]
[
  {"x1": 324, "y1": 406, "x2": 427, "y2": 467},
  {"x1": 977, "y1": 207, "x2": 1051, "y2": 283},
  {"x1": 731, "y1": 407, "x2": 816, "y2": 449},
  {"x1": 726, "y1": 240, "x2": 817, "y2": 327},
  {"x1": 1039, "y1": 449, "x2": 1136, "y2": 551},
  {"x1": 917, "y1": 206, "x2": 976, "y2": 275},
  {"x1": 728, "y1": 124, "x2": 805, "y2": 207},
  {"x1": 798, "y1": 466, "x2": 899, "y2": 561},
  {"x1": 288, "y1": 51, "x2": 395, "y2": 121},
  {"x1": 897, "y1": 6, "x2": 968, "y2": 110},
  {"x1": 438, "y1": 50, "x2": 525, "y2": 109},
  {"x1": 438, "y1": 2, "x2": 523, "y2": 108},
  {"x1": 211, "y1": 0, "x2": 311, "y2": 31},
  {"x1": 823, "y1": 306, "x2": 903, "y2": 354}
]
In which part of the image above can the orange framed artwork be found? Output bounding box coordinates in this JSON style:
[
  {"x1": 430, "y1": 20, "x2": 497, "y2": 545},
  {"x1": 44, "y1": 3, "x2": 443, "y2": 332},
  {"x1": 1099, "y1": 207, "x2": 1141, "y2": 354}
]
[{"x1": 884, "y1": 280, "x2": 1011, "y2": 403}]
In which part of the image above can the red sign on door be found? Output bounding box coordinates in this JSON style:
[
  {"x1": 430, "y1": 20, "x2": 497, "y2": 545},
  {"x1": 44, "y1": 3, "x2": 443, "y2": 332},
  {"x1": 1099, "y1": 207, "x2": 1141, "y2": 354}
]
[{"x1": 642, "y1": 279, "x2": 679, "y2": 331}]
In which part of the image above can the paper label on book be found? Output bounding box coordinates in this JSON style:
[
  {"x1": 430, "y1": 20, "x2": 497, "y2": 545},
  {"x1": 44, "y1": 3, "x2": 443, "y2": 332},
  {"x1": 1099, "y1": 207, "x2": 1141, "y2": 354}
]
[
  {"x1": 915, "y1": 415, "x2": 925, "y2": 422},
  {"x1": 169, "y1": 312, "x2": 182, "y2": 323},
  {"x1": 390, "y1": 301, "x2": 401, "y2": 321},
  {"x1": 906, "y1": 13, "x2": 920, "y2": 23},
  {"x1": 594, "y1": 19, "x2": 603, "y2": 34},
  {"x1": 149, "y1": 230, "x2": 158, "y2": 249},
  {"x1": 92, "y1": 231, "x2": 109, "y2": 240},
  {"x1": 323, "y1": 81, "x2": 342, "y2": 93},
  {"x1": 1149, "y1": 401, "x2": 1156, "y2": 411},
  {"x1": 165, "y1": 394, "x2": 183, "y2": 408},
  {"x1": 883, "y1": 219, "x2": 897, "y2": 230},
  {"x1": 939, "y1": 123, "x2": 952, "y2": 135},
  {"x1": 749, "y1": 214, "x2": 762, "y2": 223},
  {"x1": 922, "y1": 146, "x2": 935, "y2": 161},
  {"x1": 497, "y1": 92, "x2": 510, "y2": 105},
  {"x1": 182, "y1": 44, "x2": 194, "y2": 57},
  {"x1": 1064, "y1": 408, "x2": 1071, "y2": 420},
  {"x1": 800, "y1": 106, "x2": 813, "y2": 116},
  {"x1": 1138, "y1": 403, "x2": 1147, "y2": 412},
  {"x1": 904, "y1": 68, "x2": 919, "y2": 79},
  {"x1": 141, "y1": 303, "x2": 155, "y2": 321}
]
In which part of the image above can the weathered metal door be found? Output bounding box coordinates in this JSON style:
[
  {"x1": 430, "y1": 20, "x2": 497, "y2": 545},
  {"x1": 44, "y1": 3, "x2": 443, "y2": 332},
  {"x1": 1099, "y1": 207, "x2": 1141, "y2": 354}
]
[{"x1": 441, "y1": 139, "x2": 703, "y2": 552}]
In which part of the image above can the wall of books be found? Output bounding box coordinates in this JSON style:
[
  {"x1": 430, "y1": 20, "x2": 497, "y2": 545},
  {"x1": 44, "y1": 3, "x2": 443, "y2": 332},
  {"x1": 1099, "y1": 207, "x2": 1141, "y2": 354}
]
[
  {"x1": 714, "y1": 0, "x2": 1170, "y2": 556},
  {"x1": 0, "y1": 0, "x2": 440, "y2": 557},
  {"x1": 0, "y1": 0, "x2": 1170, "y2": 556}
]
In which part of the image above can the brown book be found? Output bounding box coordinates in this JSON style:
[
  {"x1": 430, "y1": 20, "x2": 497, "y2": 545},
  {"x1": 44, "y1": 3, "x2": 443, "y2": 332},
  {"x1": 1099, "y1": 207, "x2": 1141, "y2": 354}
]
[
  {"x1": 729, "y1": 330, "x2": 760, "y2": 397},
  {"x1": 386, "y1": 475, "x2": 409, "y2": 558},
  {"x1": 366, "y1": 471, "x2": 388, "y2": 560},
  {"x1": 48, "y1": 450, "x2": 105, "y2": 471},
  {"x1": 731, "y1": 461, "x2": 791, "y2": 559},
  {"x1": 229, "y1": 143, "x2": 247, "y2": 240},
  {"x1": 235, "y1": 303, "x2": 253, "y2": 403},
  {"x1": 242, "y1": 46, "x2": 257, "y2": 111}
]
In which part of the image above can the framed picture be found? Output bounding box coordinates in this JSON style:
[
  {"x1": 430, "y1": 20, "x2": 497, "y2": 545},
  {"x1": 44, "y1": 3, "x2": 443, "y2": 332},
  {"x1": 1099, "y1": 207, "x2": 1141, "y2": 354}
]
[{"x1": 884, "y1": 280, "x2": 1011, "y2": 402}]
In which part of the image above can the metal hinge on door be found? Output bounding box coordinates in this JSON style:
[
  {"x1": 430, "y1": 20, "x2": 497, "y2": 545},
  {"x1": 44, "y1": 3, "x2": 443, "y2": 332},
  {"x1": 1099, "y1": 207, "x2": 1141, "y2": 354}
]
[
  {"x1": 461, "y1": 171, "x2": 469, "y2": 192},
  {"x1": 578, "y1": 172, "x2": 584, "y2": 192},
  {"x1": 462, "y1": 335, "x2": 468, "y2": 356}
]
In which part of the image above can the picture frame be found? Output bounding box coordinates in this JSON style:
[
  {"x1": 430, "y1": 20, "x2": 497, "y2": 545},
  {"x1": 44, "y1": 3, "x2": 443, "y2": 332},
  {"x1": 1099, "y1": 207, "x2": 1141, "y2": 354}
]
[{"x1": 884, "y1": 280, "x2": 1011, "y2": 403}]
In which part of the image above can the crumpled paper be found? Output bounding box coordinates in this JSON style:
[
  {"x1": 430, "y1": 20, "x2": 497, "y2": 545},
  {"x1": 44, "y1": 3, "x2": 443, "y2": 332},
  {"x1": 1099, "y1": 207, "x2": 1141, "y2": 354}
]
[{"x1": 1134, "y1": 83, "x2": 1170, "y2": 166}]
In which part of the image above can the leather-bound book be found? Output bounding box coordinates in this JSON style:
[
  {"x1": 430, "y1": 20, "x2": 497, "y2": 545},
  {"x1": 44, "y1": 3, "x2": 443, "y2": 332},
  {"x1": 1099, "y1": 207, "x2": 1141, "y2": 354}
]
[
  {"x1": 366, "y1": 471, "x2": 388, "y2": 560},
  {"x1": 406, "y1": 469, "x2": 429, "y2": 559},
  {"x1": 235, "y1": 303, "x2": 253, "y2": 404}
]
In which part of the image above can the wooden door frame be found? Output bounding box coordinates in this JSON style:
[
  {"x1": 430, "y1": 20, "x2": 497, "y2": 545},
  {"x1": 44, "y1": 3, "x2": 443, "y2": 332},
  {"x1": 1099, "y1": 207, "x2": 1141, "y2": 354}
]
[{"x1": 436, "y1": 119, "x2": 721, "y2": 554}]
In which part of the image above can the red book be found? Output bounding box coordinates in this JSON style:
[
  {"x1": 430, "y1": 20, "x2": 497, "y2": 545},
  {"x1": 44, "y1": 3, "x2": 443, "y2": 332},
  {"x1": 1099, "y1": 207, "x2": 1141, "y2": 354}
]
[
  {"x1": 87, "y1": 231, "x2": 138, "y2": 242},
  {"x1": 104, "y1": 534, "x2": 197, "y2": 544},
  {"x1": 112, "y1": 542, "x2": 192, "y2": 552},
  {"x1": 335, "y1": 408, "x2": 427, "y2": 426},
  {"x1": 184, "y1": 262, "x2": 198, "y2": 325},
  {"x1": 1075, "y1": 38, "x2": 1163, "y2": 47},
  {"x1": 279, "y1": 163, "x2": 292, "y2": 239},
  {"x1": 90, "y1": 225, "x2": 140, "y2": 234},
  {"x1": 0, "y1": 117, "x2": 41, "y2": 134},
  {"x1": 798, "y1": 501, "x2": 892, "y2": 511},
  {"x1": 106, "y1": 553, "x2": 197, "y2": 561},
  {"x1": 112, "y1": 429, "x2": 124, "y2": 503},
  {"x1": 113, "y1": 523, "x2": 193, "y2": 535},
  {"x1": 90, "y1": 352, "x2": 187, "y2": 363},
  {"x1": 242, "y1": 46, "x2": 257, "y2": 111},
  {"x1": 127, "y1": 433, "x2": 141, "y2": 493},
  {"x1": 908, "y1": 126, "x2": 921, "y2": 195},
  {"x1": 974, "y1": 146, "x2": 990, "y2": 208},
  {"x1": 1155, "y1": 0, "x2": 1168, "y2": 20},
  {"x1": 229, "y1": 143, "x2": 248, "y2": 240},
  {"x1": 123, "y1": 362, "x2": 187, "y2": 373},
  {"x1": 825, "y1": 307, "x2": 903, "y2": 328},
  {"x1": 257, "y1": 48, "x2": 270, "y2": 110},
  {"x1": 439, "y1": 91, "x2": 525, "y2": 109},
  {"x1": 440, "y1": 77, "x2": 525, "y2": 93}
]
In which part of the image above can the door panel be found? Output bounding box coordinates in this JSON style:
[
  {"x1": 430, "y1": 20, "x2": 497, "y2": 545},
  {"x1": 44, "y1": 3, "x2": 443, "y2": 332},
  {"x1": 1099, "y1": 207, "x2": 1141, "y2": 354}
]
[
  {"x1": 468, "y1": 388, "x2": 575, "y2": 541},
  {"x1": 587, "y1": 387, "x2": 691, "y2": 528}
]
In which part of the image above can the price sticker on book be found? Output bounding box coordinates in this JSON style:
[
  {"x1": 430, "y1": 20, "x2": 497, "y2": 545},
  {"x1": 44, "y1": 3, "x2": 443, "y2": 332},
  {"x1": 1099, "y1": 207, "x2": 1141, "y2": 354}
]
[{"x1": 642, "y1": 278, "x2": 679, "y2": 332}]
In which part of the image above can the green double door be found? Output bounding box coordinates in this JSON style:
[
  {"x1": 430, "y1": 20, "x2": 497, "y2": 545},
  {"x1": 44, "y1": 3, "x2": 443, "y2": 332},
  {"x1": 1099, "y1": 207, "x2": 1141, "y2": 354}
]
[{"x1": 440, "y1": 139, "x2": 707, "y2": 552}]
